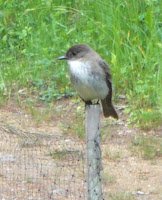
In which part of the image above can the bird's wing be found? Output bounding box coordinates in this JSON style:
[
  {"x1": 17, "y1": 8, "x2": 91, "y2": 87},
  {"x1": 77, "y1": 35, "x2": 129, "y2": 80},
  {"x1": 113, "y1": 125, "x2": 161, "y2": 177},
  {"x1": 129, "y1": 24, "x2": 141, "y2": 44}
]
[{"x1": 99, "y1": 60, "x2": 113, "y2": 105}]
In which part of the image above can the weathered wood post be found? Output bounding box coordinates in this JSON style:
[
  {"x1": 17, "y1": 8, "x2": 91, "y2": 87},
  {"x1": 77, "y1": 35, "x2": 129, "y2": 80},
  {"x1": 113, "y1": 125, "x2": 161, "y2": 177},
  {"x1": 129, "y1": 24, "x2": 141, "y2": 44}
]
[{"x1": 85, "y1": 104, "x2": 103, "y2": 200}]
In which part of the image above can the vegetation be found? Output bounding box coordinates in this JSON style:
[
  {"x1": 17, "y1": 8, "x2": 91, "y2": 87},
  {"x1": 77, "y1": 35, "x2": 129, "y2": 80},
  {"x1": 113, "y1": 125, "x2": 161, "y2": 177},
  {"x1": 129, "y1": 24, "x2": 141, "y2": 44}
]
[
  {"x1": 131, "y1": 134, "x2": 162, "y2": 160},
  {"x1": 108, "y1": 192, "x2": 135, "y2": 200},
  {"x1": 0, "y1": 0, "x2": 161, "y2": 128},
  {"x1": 102, "y1": 171, "x2": 116, "y2": 185}
]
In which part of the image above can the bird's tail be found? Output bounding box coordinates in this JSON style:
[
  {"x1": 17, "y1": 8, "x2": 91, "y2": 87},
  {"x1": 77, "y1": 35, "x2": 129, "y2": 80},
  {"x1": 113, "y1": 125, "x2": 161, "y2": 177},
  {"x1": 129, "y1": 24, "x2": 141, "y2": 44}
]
[{"x1": 101, "y1": 98, "x2": 118, "y2": 119}]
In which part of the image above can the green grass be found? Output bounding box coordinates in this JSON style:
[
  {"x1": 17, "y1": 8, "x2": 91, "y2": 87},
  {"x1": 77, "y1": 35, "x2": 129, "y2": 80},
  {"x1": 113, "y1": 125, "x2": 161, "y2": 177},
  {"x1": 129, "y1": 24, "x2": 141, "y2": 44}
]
[
  {"x1": 0, "y1": 0, "x2": 161, "y2": 128},
  {"x1": 126, "y1": 107, "x2": 162, "y2": 130}
]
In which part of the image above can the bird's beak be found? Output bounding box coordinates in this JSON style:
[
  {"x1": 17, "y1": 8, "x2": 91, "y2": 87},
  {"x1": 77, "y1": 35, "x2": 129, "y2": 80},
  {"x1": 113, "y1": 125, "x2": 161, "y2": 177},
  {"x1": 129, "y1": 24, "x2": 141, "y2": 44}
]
[{"x1": 57, "y1": 55, "x2": 67, "y2": 60}]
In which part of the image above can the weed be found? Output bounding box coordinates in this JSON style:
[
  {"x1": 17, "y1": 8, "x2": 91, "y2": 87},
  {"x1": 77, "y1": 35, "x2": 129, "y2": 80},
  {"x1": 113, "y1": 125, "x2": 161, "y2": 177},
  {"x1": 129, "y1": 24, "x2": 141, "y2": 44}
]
[
  {"x1": 126, "y1": 107, "x2": 162, "y2": 130},
  {"x1": 69, "y1": 105, "x2": 85, "y2": 139},
  {"x1": 108, "y1": 192, "x2": 135, "y2": 200},
  {"x1": 47, "y1": 149, "x2": 67, "y2": 160},
  {"x1": 102, "y1": 171, "x2": 116, "y2": 185},
  {"x1": 24, "y1": 177, "x2": 33, "y2": 184},
  {"x1": 104, "y1": 148, "x2": 121, "y2": 161},
  {"x1": 131, "y1": 134, "x2": 162, "y2": 160},
  {"x1": 47, "y1": 149, "x2": 80, "y2": 160},
  {"x1": 24, "y1": 101, "x2": 61, "y2": 125}
]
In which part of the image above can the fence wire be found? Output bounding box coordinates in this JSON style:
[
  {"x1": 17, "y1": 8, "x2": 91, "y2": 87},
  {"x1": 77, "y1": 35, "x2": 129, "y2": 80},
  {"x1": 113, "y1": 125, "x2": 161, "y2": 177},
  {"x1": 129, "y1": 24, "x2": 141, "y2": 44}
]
[{"x1": 0, "y1": 121, "x2": 106, "y2": 200}]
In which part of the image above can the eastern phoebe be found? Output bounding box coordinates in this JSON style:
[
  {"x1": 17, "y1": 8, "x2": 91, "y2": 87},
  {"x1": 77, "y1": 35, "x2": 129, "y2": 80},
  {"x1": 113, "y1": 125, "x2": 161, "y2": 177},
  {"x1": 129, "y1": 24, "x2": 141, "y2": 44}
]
[{"x1": 58, "y1": 44, "x2": 118, "y2": 119}]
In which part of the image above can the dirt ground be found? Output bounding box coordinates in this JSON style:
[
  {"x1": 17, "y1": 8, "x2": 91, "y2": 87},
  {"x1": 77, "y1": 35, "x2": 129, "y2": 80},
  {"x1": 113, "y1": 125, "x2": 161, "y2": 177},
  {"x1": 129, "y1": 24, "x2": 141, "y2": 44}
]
[{"x1": 0, "y1": 98, "x2": 161, "y2": 200}]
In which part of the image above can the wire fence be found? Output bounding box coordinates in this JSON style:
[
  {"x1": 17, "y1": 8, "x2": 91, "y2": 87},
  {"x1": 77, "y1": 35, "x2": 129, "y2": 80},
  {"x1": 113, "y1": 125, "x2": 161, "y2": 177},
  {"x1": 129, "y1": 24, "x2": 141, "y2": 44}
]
[{"x1": 0, "y1": 121, "x2": 105, "y2": 200}]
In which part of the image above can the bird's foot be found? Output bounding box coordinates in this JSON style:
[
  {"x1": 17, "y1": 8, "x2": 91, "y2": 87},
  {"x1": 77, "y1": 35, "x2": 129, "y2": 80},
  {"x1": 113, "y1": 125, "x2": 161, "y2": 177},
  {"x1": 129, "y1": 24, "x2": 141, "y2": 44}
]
[
  {"x1": 85, "y1": 100, "x2": 100, "y2": 106},
  {"x1": 96, "y1": 99, "x2": 100, "y2": 104},
  {"x1": 93, "y1": 99, "x2": 100, "y2": 105},
  {"x1": 85, "y1": 100, "x2": 92, "y2": 105}
]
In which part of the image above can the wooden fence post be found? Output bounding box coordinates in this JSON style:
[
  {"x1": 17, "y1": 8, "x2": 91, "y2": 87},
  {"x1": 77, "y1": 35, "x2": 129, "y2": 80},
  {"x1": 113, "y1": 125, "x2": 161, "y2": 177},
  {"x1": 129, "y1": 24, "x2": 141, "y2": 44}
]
[{"x1": 85, "y1": 104, "x2": 103, "y2": 200}]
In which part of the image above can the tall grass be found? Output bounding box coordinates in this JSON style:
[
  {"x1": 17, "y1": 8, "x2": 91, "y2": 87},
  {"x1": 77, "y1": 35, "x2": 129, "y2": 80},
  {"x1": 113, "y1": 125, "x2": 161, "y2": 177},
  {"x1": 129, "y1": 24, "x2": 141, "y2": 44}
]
[{"x1": 0, "y1": 0, "x2": 161, "y2": 128}]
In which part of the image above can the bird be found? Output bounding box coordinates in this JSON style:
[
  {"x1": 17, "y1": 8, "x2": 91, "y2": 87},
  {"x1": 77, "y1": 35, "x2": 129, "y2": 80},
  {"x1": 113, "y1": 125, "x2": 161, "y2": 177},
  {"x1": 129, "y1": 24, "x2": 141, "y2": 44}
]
[{"x1": 57, "y1": 44, "x2": 118, "y2": 119}]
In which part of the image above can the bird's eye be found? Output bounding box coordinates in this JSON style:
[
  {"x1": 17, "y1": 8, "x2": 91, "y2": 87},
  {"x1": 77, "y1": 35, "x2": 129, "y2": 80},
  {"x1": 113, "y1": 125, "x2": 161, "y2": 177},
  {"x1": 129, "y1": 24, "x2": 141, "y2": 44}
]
[{"x1": 72, "y1": 51, "x2": 77, "y2": 56}]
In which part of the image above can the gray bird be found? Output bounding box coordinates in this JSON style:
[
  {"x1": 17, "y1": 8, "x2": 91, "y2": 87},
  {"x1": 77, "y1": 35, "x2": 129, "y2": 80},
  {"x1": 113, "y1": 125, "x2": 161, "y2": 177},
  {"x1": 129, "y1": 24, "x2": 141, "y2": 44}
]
[{"x1": 58, "y1": 44, "x2": 118, "y2": 119}]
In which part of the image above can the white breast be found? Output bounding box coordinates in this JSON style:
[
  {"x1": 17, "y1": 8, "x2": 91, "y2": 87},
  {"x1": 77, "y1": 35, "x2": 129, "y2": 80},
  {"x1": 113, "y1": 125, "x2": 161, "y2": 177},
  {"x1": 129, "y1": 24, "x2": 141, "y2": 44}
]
[
  {"x1": 68, "y1": 60, "x2": 91, "y2": 83},
  {"x1": 67, "y1": 60, "x2": 109, "y2": 101}
]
